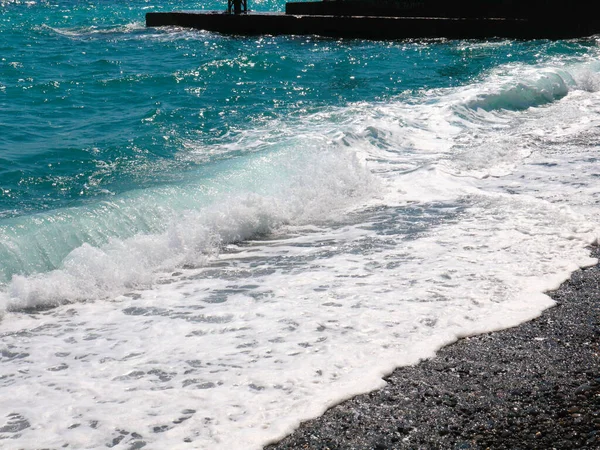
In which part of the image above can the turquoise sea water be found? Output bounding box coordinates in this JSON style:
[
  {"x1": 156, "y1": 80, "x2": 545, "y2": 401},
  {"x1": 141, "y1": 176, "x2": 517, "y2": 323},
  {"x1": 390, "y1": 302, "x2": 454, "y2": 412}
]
[
  {"x1": 1, "y1": 1, "x2": 600, "y2": 448},
  {"x1": 1, "y1": 1, "x2": 590, "y2": 282}
]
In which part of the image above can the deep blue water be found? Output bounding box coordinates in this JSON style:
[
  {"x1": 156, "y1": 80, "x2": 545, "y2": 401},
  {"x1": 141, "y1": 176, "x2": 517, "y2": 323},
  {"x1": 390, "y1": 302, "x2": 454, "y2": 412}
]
[{"x1": 2, "y1": 0, "x2": 589, "y2": 219}]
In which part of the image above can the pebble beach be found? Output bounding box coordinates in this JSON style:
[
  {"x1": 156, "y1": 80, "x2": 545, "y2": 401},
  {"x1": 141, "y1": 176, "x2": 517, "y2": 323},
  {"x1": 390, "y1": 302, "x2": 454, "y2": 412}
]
[{"x1": 268, "y1": 246, "x2": 600, "y2": 449}]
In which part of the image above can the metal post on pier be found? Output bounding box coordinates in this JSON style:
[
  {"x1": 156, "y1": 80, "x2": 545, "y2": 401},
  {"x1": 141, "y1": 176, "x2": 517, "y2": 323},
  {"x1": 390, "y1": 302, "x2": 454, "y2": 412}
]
[{"x1": 227, "y1": 0, "x2": 247, "y2": 14}]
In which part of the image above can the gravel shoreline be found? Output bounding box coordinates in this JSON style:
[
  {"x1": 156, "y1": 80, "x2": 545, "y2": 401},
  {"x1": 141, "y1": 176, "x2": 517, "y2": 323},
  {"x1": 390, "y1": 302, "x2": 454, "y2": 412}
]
[{"x1": 266, "y1": 246, "x2": 600, "y2": 450}]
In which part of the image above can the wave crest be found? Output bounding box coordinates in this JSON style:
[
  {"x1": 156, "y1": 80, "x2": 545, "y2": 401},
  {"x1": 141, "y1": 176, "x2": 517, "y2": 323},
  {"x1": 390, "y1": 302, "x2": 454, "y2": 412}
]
[{"x1": 0, "y1": 146, "x2": 375, "y2": 312}]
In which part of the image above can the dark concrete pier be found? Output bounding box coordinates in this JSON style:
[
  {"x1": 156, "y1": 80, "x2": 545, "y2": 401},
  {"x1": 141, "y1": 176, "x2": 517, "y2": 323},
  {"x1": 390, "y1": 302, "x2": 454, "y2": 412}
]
[
  {"x1": 146, "y1": 0, "x2": 600, "y2": 40},
  {"x1": 145, "y1": 11, "x2": 600, "y2": 40}
]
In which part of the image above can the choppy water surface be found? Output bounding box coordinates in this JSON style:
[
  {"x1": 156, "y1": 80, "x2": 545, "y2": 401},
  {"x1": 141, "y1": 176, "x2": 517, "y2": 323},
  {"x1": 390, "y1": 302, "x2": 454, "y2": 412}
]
[{"x1": 1, "y1": 1, "x2": 599, "y2": 448}]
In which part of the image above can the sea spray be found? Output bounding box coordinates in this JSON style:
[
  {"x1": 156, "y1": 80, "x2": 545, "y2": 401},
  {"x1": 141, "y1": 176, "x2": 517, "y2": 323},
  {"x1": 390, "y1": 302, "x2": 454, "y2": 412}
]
[{"x1": 1, "y1": 145, "x2": 375, "y2": 310}]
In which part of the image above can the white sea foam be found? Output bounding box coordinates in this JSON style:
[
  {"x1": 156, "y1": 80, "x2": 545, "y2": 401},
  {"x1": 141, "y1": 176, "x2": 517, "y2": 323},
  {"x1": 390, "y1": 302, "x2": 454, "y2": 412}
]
[
  {"x1": 0, "y1": 0, "x2": 36, "y2": 5},
  {"x1": 41, "y1": 22, "x2": 147, "y2": 39},
  {"x1": 1, "y1": 53, "x2": 600, "y2": 449},
  {"x1": 0, "y1": 144, "x2": 375, "y2": 311}
]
